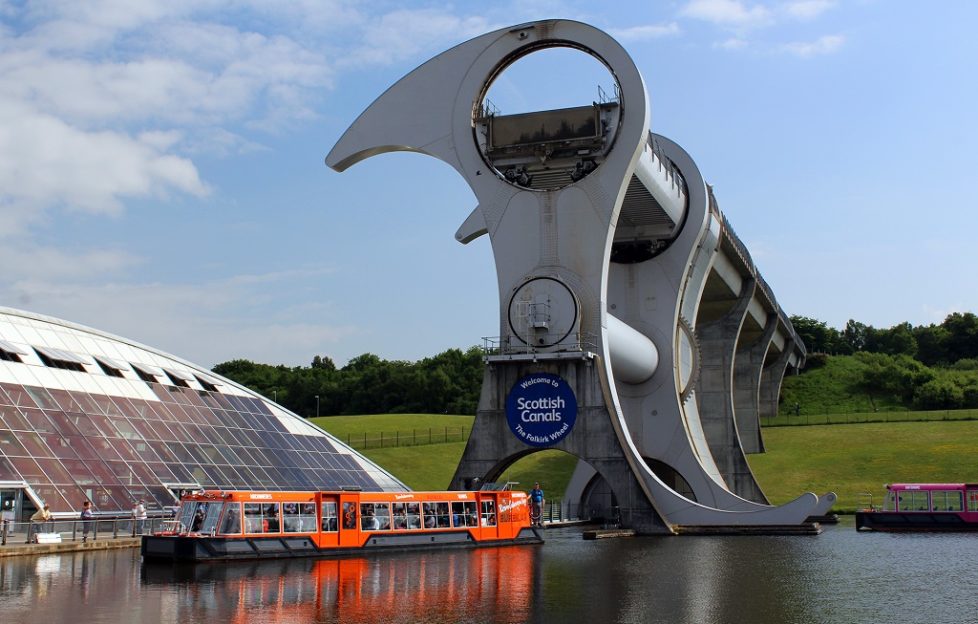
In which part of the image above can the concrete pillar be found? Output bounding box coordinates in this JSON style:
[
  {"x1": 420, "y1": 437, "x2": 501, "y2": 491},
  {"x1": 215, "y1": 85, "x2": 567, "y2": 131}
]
[
  {"x1": 759, "y1": 338, "x2": 794, "y2": 422},
  {"x1": 733, "y1": 313, "x2": 778, "y2": 455},
  {"x1": 696, "y1": 278, "x2": 767, "y2": 503},
  {"x1": 450, "y1": 358, "x2": 671, "y2": 534}
]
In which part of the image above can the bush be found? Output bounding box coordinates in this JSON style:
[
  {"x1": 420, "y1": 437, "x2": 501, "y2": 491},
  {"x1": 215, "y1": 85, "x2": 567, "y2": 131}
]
[
  {"x1": 804, "y1": 353, "x2": 829, "y2": 369},
  {"x1": 914, "y1": 379, "x2": 964, "y2": 410}
]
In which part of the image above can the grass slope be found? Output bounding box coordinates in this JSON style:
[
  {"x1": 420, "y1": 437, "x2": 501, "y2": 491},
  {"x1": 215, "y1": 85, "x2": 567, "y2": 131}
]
[
  {"x1": 779, "y1": 355, "x2": 903, "y2": 414},
  {"x1": 311, "y1": 414, "x2": 978, "y2": 514},
  {"x1": 311, "y1": 414, "x2": 576, "y2": 495},
  {"x1": 749, "y1": 420, "x2": 978, "y2": 512}
]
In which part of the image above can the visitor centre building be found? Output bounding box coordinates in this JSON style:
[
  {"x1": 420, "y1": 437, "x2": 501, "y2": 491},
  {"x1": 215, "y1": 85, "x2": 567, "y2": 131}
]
[{"x1": 0, "y1": 307, "x2": 406, "y2": 521}]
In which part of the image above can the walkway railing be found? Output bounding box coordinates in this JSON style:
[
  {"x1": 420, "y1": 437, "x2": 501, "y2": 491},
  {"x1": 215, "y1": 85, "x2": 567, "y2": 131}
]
[
  {"x1": 542, "y1": 499, "x2": 583, "y2": 523},
  {"x1": 1, "y1": 516, "x2": 169, "y2": 546}
]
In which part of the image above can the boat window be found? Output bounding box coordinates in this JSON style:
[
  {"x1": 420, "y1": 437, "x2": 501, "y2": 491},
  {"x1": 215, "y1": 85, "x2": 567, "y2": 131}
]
[
  {"x1": 321, "y1": 501, "x2": 338, "y2": 532},
  {"x1": 422, "y1": 502, "x2": 451, "y2": 528},
  {"x1": 283, "y1": 502, "x2": 317, "y2": 533},
  {"x1": 882, "y1": 491, "x2": 896, "y2": 511},
  {"x1": 392, "y1": 502, "x2": 421, "y2": 530},
  {"x1": 481, "y1": 500, "x2": 496, "y2": 527},
  {"x1": 219, "y1": 502, "x2": 241, "y2": 534},
  {"x1": 342, "y1": 502, "x2": 356, "y2": 529},
  {"x1": 360, "y1": 503, "x2": 391, "y2": 531},
  {"x1": 897, "y1": 491, "x2": 929, "y2": 512},
  {"x1": 451, "y1": 501, "x2": 479, "y2": 527},
  {"x1": 179, "y1": 502, "x2": 196, "y2": 532},
  {"x1": 968, "y1": 491, "x2": 978, "y2": 512},
  {"x1": 243, "y1": 502, "x2": 281, "y2": 533},
  {"x1": 189, "y1": 501, "x2": 222, "y2": 534},
  {"x1": 931, "y1": 490, "x2": 963, "y2": 512}
]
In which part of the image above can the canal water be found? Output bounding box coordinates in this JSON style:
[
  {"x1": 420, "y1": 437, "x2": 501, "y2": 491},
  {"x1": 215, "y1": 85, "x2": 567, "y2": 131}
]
[{"x1": 0, "y1": 520, "x2": 971, "y2": 623}]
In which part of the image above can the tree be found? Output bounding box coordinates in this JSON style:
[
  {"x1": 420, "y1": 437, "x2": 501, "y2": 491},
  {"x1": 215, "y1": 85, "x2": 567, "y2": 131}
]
[
  {"x1": 843, "y1": 319, "x2": 868, "y2": 353},
  {"x1": 789, "y1": 316, "x2": 845, "y2": 354},
  {"x1": 943, "y1": 312, "x2": 978, "y2": 362},
  {"x1": 913, "y1": 323, "x2": 949, "y2": 366},
  {"x1": 311, "y1": 355, "x2": 336, "y2": 371}
]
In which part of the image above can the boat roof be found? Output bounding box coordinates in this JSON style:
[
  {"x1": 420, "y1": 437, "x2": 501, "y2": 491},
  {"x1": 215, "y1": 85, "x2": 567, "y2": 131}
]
[{"x1": 886, "y1": 483, "x2": 973, "y2": 490}]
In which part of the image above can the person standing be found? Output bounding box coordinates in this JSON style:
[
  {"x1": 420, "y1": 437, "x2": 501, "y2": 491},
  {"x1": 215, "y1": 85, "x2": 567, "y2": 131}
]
[
  {"x1": 80, "y1": 501, "x2": 94, "y2": 543},
  {"x1": 30, "y1": 504, "x2": 53, "y2": 542},
  {"x1": 529, "y1": 482, "x2": 545, "y2": 527},
  {"x1": 133, "y1": 500, "x2": 147, "y2": 535}
]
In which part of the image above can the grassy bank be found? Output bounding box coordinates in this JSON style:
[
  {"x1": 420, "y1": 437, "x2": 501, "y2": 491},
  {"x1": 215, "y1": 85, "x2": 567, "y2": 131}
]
[
  {"x1": 311, "y1": 414, "x2": 978, "y2": 514},
  {"x1": 312, "y1": 414, "x2": 575, "y2": 494},
  {"x1": 749, "y1": 420, "x2": 978, "y2": 512}
]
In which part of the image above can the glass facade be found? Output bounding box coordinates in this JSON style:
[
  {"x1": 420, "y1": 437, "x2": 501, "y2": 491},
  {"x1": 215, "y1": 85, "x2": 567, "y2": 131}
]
[{"x1": 0, "y1": 308, "x2": 406, "y2": 516}]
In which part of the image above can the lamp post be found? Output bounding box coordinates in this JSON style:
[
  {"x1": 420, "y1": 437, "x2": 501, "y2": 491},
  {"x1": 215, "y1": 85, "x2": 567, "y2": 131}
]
[{"x1": 315, "y1": 395, "x2": 320, "y2": 418}]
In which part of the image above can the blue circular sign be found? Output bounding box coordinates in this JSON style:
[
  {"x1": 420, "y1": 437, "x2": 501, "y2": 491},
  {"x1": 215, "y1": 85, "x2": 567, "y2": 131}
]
[{"x1": 506, "y1": 373, "x2": 577, "y2": 447}]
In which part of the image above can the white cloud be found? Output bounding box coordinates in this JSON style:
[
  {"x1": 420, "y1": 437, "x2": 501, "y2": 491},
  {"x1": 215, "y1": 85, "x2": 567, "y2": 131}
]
[
  {"x1": 782, "y1": 34, "x2": 845, "y2": 57},
  {"x1": 0, "y1": 245, "x2": 137, "y2": 282},
  {"x1": 781, "y1": 0, "x2": 836, "y2": 20},
  {"x1": 0, "y1": 2, "x2": 342, "y2": 239},
  {"x1": 716, "y1": 37, "x2": 748, "y2": 50},
  {"x1": 609, "y1": 22, "x2": 681, "y2": 42},
  {"x1": 680, "y1": 0, "x2": 772, "y2": 29},
  {"x1": 339, "y1": 9, "x2": 496, "y2": 68},
  {"x1": 0, "y1": 99, "x2": 208, "y2": 215},
  {"x1": 2, "y1": 268, "x2": 358, "y2": 367}
]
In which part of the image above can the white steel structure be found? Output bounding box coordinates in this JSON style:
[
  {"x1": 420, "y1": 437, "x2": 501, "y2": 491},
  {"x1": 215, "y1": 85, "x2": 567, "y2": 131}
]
[{"x1": 328, "y1": 20, "x2": 834, "y2": 532}]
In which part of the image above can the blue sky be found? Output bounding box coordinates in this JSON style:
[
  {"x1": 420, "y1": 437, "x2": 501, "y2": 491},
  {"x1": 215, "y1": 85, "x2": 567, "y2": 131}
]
[{"x1": 1, "y1": 1, "x2": 976, "y2": 368}]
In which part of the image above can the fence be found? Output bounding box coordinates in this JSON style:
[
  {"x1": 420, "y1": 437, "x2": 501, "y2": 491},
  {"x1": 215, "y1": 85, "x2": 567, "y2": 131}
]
[
  {"x1": 344, "y1": 426, "x2": 469, "y2": 450},
  {"x1": 761, "y1": 408, "x2": 978, "y2": 428},
  {"x1": 1, "y1": 516, "x2": 169, "y2": 546}
]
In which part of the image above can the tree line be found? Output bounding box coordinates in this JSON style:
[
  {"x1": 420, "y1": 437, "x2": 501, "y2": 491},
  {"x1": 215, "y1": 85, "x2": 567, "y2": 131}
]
[
  {"x1": 212, "y1": 347, "x2": 484, "y2": 417},
  {"x1": 789, "y1": 312, "x2": 978, "y2": 366},
  {"x1": 211, "y1": 312, "x2": 978, "y2": 418},
  {"x1": 789, "y1": 312, "x2": 978, "y2": 410}
]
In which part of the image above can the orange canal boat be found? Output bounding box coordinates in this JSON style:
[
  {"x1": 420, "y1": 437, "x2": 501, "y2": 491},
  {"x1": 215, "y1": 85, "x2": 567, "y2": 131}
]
[{"x1": 141, "y1": 488, "x2": 542, "y2": 562}]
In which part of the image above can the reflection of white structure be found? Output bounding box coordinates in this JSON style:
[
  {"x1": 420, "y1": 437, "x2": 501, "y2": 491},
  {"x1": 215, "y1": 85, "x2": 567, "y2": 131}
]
[{"x1": 328, "y1": 20, "x2": 834, "y2": 532}]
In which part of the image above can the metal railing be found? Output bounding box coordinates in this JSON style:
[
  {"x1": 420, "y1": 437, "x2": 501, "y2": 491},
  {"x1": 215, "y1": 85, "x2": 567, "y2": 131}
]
[
  {"x1": 481, "y1": 333, "x2": 600, "y2": 357},
  {"x1": 345, "y1": 426, "x2": 469, "y2": 450},
  {"x1": 541, "y1": 499, "x2": 583, "y2": 524},
  {"x1": 1, "y1": 516, "x2": 170, "y2": 546},
  {"x1": 760, "y1": 407, "x2": 978, "y2": 427}
]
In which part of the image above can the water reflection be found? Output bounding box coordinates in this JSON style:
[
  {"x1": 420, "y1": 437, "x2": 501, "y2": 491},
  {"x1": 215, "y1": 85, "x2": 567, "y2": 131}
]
[
  {"x1": 3, "y1": 523, "x2": 978, "y2": 623},
  {"x1": 141, "y1": 547, "x2": 536, "y2": 624}
]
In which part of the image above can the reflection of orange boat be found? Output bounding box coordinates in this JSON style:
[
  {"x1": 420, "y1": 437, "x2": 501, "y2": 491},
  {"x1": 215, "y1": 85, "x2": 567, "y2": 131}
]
[
  {"x1": 141, "y1": 544, "x2": 537, "y2": 623},
  {"x1": 142, "y1": 489, "x2": 541, "y2": 562}
]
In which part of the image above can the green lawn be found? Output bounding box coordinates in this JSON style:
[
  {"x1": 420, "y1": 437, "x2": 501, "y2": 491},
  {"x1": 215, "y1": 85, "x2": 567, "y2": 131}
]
[
  {"x1": 311, "y1": 414, "x2": 576, "y2": 496},
  {"x1": 749, "y1": 420, "x2": 978, "y2": 512},
  {"x1": 309, "y1": 414, "x2": 978, "y2": 514}
]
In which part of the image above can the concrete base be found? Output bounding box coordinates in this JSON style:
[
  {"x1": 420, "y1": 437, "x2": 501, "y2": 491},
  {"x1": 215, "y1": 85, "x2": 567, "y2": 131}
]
[
  {"x1": 673, "y1": 523, "x2": 822, "y2": 536},
  {"x1": 0, "y1": 537, "x2": 140, "y2": 558},
  {"x1": 583, "y1": 528, "x2": 636, "y2": 540}
]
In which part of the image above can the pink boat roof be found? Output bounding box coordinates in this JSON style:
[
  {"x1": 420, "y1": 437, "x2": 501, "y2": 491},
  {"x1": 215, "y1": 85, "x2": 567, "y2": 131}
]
[{"x1": 886, "y1": 483, "x2": 973, "y2": 490}]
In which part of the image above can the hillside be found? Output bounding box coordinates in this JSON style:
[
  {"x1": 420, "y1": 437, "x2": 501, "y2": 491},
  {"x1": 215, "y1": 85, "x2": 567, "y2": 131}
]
[
  {"x1": 312, "y1": 414, "x2": 978, "y2": 514},
  {"x1": 780, "y1": 353, "x2": 978, "y2": 415}
]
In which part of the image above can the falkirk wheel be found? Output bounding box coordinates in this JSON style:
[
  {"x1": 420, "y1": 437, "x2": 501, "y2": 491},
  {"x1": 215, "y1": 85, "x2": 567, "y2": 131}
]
[{"x1": 328, "y1": 19, "x2": 835, "y2": 533}]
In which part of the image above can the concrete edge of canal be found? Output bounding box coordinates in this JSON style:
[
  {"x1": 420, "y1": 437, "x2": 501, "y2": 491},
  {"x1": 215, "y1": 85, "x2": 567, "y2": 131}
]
[{"x1": 0, "y1": 537, "x2": 141, "y2": 558}]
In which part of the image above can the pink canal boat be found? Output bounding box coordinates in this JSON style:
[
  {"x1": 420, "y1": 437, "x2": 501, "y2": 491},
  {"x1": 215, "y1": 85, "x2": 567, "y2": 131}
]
[{"x1": 856, "y1": 483, "x2": 978, "y2": 532}]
